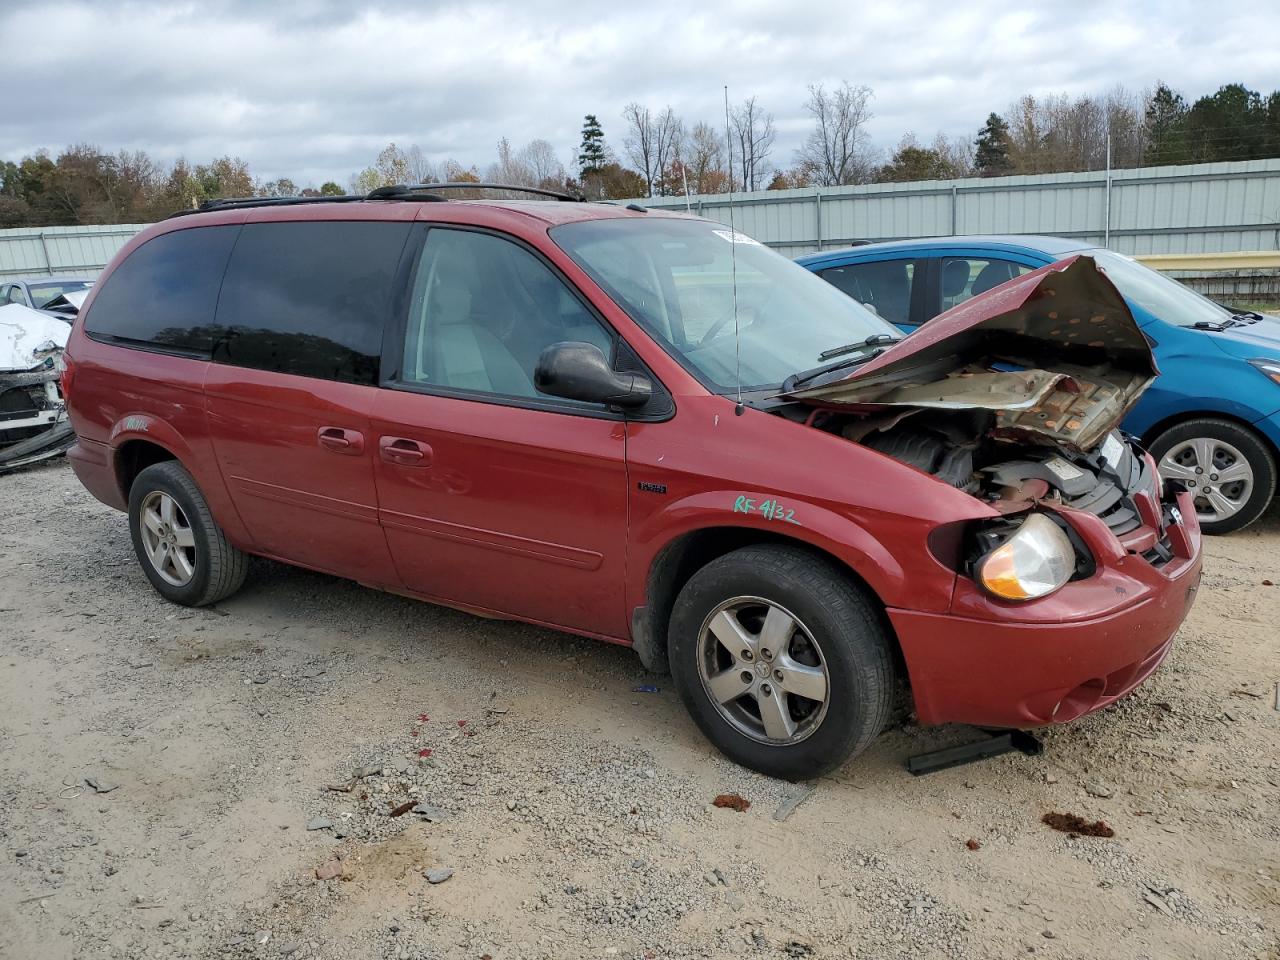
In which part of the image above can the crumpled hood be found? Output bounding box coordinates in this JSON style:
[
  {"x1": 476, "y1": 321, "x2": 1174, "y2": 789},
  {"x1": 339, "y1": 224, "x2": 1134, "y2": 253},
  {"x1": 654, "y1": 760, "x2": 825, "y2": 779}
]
[
  {"x1": 785, "y1": 255, "x2": 1159, "y2": 451},
  {"x1": 0, "y1": 302, "x2": 71, "y2": 372}
]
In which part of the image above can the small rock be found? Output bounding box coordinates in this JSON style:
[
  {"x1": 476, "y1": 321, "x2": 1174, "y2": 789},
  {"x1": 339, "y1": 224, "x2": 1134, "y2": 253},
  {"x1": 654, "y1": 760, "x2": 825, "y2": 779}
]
[
  {"x1": 966, "y1": 838, "x2": 981, "y2": 851},
  {"x1": 1084, "y1": 782, "x2": 1113, "y2": 799},
  {"x1": 315, "y1": 861, "x2": 343, "y2": 881},
  {"x1": 1044, "y1": 773, "x2": 1059, "y2": 784},
  {"x1": 85, "y1": 776, "x2": 120, "y2": 794},
  {"x1": 1042, "y1": 929, "x2": 1056, "y2": 939},
  {"x1": 305, "y1": 818, "x2": 334, "y2": 831},
  {"x1": 352, "y1": 766, "x2": 381, "y2": 780},
  {"x1": 506, "y1": 799, "x2": 518, "y2": 811},
  {"x1": 411, "y1": 803, "x2": 448, "y2": 822},
  {"x1": 424, "y1": 867, "x2": 454, "y2": 884}
]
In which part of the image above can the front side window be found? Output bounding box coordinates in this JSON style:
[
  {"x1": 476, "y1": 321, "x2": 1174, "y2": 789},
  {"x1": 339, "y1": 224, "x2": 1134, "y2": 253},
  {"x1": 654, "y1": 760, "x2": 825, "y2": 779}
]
[
  {"x1": 818, "y1": 259, "x2": 919, "y2": 325},
  {"x1": 939, "y1": 257, "x2": 1033, "y2": 312},
  {"x1": 400, "y1": 228, "x2": 614, "y2": 403},
  {"x1": 83, "y1": 225, "x2": 239, "y2": 355},
  {"x1": 551, "y1": 218, "x2": 896, "y2": 392},
  {"x1": 213, "y1": 221, "x2": 411, "y2": 385}
]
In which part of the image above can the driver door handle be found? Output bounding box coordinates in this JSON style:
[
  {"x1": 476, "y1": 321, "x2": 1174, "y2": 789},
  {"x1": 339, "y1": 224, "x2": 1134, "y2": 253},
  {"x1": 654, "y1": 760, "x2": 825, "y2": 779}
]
[{"x1": 380, "y1": 436, "x2": 433, "y2": 466}]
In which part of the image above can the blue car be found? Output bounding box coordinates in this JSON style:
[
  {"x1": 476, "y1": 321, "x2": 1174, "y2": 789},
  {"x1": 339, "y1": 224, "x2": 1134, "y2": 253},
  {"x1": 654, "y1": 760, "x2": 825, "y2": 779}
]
[{"x1": 798, "y1": 236, "x2": 1280, "y2": 533}]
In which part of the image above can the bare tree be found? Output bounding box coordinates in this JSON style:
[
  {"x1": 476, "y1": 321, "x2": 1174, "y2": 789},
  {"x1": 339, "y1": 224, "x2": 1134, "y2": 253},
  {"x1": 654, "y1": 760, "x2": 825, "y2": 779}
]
[
  {"x1": 652, "y1": 107, "x2": 683, "y2": 195},
  {"x1": 730, "y1": 97, "x2": 776, "y2": 191},
  {"x1": 685, "y1": 122, "x2": 728, "y2": 194},
  {"x1": 795, "y1": 82, "x2": 876, "y2": 186},
  {"x1": 519, "y1": 138, "x2": 565, "y2": 188},
  {"x1": 406, "y1": 145, "x2": 438, "y2": 184},
  {"x1": 622, "y1": 103, "x2": 658, "y2": 195},
  {"x1": 623, "y1": 103, "x2": 682, "y2": 196},
  {"x1": 486, "y1": 138, "x2": 536, "y2": 187}
]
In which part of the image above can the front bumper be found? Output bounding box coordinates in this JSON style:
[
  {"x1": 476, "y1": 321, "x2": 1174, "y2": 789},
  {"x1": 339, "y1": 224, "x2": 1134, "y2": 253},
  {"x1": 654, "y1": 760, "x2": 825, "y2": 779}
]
[
  {"x1": 891, "y1": 487, "x2": 1202, "y2": 728},
  {"x1": 0, "y1": 365, "x2": 73, "y2": 473}
]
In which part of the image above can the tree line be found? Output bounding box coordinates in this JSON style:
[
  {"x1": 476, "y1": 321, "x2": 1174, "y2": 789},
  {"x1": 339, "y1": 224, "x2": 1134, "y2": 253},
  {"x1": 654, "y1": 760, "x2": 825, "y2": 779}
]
[{"x1": 3, "y1": 79, "x2": 1278, "y2": 228}]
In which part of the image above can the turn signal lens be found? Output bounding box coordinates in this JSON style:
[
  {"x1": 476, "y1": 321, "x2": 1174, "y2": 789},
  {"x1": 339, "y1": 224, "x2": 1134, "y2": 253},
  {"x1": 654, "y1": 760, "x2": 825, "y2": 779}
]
[
  {"x1": 976, "y1": 513, "x2": 1074, "y2": 601},
  {"x1": 1248, "y1": 358, "x2": 1280, "y2": 386}
]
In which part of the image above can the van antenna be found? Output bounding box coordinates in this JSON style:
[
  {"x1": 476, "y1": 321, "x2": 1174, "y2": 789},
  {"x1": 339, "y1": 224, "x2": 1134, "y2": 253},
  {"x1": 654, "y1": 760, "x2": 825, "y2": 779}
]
[{"x1": 724, "y1": 85, "x2": 744, "y2": 416}]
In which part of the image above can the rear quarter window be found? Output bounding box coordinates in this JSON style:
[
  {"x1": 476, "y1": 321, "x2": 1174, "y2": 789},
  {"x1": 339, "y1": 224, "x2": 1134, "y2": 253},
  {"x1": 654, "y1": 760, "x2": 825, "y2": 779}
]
[
  {"x1": 212, "y1": 221, "x2": 411, "y2": 385},
  {"x1": 82, "y1": 225, "x2": 239, "y2": 356}
]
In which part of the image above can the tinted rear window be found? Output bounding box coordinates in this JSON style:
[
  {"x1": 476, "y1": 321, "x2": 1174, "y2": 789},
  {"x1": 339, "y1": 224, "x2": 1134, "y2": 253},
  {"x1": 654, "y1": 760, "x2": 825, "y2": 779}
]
[
  {"x1": 83, "y1": 225, "x2": 238, "y2": 356},
  {"x1": 213, "y1": 221, "x2": 411, "y2": 385}
]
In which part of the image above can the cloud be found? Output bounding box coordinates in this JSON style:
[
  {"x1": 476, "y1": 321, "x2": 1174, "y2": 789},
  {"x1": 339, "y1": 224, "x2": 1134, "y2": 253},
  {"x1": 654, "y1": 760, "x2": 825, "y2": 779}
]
[{"x1": 2, "y1": 0, "x2": 1278, "y2": 185}]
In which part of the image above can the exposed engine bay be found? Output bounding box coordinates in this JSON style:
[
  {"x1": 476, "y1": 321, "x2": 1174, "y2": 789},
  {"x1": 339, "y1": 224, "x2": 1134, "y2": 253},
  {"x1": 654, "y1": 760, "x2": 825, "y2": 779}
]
[
  {"x1": 0, "y1": 302, "x2": 73, "y2": 474},
  {"x1": 782, "y1": 255, "x2": 1169, "y2": 549},
  {"x1": 840, "y1": 409, "x2": 1151, "y2": 537}
]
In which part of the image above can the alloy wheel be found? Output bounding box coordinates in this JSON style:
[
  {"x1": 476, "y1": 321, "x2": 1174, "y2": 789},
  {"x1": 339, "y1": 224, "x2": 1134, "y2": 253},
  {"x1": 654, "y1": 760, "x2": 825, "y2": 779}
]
[
  {"x1": 139, "y1": 490, "x2": 197, "y2": 587},
  {"x1": 696, "y1": 596, "x2": 831, "y2": 745}
]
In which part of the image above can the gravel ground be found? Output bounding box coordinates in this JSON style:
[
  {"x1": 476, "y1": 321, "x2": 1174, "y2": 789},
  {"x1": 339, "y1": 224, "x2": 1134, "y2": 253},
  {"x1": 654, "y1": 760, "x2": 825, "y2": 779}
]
[{"x1": 1, "y1": 460, "x2": 1277, "y2": 960}]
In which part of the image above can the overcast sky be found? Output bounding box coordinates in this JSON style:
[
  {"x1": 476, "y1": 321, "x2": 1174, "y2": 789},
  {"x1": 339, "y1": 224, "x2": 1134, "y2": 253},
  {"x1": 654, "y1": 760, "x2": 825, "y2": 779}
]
[{"x1": 4, "y1": 0, "x2": 1280, "y2": 187}]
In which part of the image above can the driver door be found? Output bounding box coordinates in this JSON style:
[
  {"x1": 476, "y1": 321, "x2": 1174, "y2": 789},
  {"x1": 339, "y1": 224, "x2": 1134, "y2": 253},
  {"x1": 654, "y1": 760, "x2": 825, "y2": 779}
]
[{"x1": 371, "y1": 226, "x2": 632, "y2": 638}]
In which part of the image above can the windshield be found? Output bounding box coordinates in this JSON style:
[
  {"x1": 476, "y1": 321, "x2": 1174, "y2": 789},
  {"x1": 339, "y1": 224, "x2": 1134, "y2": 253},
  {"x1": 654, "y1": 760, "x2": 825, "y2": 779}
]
[
  {"x1": 551, "y1": 217, "x2": 897, "y2": 391},
  {"x1": 1091, "y1": 250, "x2": 1231, "y2": 328},
  {"x1": 28, "y1": 280, "x2": 92, "y2": 309}
]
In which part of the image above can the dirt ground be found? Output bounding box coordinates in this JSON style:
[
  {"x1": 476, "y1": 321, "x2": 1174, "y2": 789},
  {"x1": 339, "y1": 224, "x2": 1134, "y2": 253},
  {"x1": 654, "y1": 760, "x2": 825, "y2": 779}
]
[{"x1": 1, "y1": 460, "x2": 1277, "y2": 960}]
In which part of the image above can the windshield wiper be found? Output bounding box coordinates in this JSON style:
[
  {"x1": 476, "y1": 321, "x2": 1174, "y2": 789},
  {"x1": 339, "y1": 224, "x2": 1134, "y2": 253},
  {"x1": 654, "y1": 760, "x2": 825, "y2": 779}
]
[
  {"x1": 782, "y1": 346, "x2": 892, "y2": 392},
  {"x1": 1230, "y1": 310, "x2": 1263, "y2": 324},
  {"x1": 818, "y1": 333, "x2": 900, "y2": 360}
]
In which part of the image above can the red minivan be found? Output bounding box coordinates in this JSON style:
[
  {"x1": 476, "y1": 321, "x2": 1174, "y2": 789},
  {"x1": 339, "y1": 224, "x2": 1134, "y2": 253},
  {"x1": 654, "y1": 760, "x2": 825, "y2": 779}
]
[{"x1": 62, "y1": 187, "x2": 1202, "y2": 778}]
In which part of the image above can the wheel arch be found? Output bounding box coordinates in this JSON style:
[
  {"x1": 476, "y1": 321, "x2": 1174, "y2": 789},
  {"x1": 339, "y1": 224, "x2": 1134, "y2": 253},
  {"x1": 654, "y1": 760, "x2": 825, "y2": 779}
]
[
  {"x1": 630, "y1": 524, "x2": 902, "y2": 676},
  {"x1": 1141, "y1": 409, "x2": 1279, "y2": 464},
  {"x1": 114, "y1": 438, "x2": 180, "y2": 501}
]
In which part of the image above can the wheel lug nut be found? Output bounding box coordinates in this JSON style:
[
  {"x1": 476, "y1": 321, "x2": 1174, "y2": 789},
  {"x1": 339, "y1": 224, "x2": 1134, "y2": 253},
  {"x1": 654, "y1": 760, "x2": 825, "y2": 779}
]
[
  {"x1": 760, "y1": 648, "x2": 772, "y2": 661},
  {"x1": 741, "y1": 650, "x2": 753, "y2": 661},
  {"x1": 774, "y1": 669, "x2": 784, "y2": 681},
  {"x1": 1195, "y1": 467, "x2": 1203, "y2": 474},
  {"x1": 761, "y1": 684, "x2": 772, "y2": 696},
  {"x1": 740, "y1": 671, "x2": 752, "y2": 684},
  {"x1": 1210, "y1": 474, "x2": 1218, "y2": 481}
]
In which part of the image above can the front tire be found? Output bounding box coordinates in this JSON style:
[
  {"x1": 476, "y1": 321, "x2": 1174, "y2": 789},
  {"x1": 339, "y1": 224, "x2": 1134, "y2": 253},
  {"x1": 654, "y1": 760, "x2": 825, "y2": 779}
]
[
  {"x1": 128, "y1": 461, "x2": 249, "y2": 606},
  {"x1": 668, "y1": 545, "x2": 895, "y2": 780},
  {"x1": 1148, "y1": 418, "x2": 1276, "y2": 535}
]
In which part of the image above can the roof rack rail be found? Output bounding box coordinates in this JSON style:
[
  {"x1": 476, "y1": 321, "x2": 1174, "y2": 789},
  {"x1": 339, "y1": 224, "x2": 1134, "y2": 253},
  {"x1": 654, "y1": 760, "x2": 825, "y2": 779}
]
[
  {"x1": 166, "y1": 194, "x2": 365, "y2": 219},
  {"x1": 369, "y1": 182, "x2": 584, "y2": 202}
]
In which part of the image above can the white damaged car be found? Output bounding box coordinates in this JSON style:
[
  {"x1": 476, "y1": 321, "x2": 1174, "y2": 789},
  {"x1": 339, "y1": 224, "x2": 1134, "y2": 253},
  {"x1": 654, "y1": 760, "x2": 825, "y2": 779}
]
[{"x1": 0, "y1": 302, "x2": 73, "y2": 473}]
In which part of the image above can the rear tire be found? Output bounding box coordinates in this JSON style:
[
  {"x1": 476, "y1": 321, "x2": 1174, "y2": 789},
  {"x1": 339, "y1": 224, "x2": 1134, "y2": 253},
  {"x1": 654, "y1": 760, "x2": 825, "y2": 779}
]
[
  {"x1": 128, "y1": 461, "x2": 249, "y2": 606},
  {"x1": 1148, "y1": 418, "x2": 1275, "y2": 535},
  {"x1": 668, "y1": 545, "x2": 895, "y2": 780}
]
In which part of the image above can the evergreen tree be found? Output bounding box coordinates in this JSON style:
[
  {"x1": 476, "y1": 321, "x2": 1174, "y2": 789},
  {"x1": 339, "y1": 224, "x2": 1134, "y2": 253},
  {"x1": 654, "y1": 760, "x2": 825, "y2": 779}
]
[
  {"x1": 577, "y1": 115, "x2": 607, "y2": 175},
  {"x1": 1144, "y1": 83, "x2": 1189, "y2": 165},
  {"x1": 974, "y1": 113, "x2": 1012, "y2": 176}
]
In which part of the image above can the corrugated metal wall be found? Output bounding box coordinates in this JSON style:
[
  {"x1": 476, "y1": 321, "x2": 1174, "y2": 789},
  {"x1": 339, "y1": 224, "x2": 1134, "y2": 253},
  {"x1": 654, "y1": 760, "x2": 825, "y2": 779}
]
[
  {"x1": 0, "y1": 223, "x2": 144, "y2": 279},
  {"x1": 2, "y1": 158, "x2": 1279, "y2": 277},
  {"x1": 636, "y1": 158, "x2": 1280, "y2": 258}
]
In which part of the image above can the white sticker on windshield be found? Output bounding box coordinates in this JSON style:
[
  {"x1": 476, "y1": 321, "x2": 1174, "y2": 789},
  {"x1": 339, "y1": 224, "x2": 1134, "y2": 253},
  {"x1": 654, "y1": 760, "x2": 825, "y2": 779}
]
[{"x1": 712, "y1": 228, "x2": 761, "y2": 245}]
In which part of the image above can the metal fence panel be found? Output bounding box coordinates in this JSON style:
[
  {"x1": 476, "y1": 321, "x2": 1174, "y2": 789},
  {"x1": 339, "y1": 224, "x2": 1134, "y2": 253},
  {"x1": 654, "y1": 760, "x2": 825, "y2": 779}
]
[{"x1": 3, "y1": 159, "x2": 1279, "y2": 278}]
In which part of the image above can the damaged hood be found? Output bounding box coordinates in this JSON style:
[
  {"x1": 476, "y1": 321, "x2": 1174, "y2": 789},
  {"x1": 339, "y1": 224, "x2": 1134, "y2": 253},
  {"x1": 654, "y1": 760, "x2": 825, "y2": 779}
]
[
  {"x1": 0, "y1": 302, "x2": 71, "y2": 372},
  {"x1": 785, "y1": 255, "x2": 1159, "y2": 451}
]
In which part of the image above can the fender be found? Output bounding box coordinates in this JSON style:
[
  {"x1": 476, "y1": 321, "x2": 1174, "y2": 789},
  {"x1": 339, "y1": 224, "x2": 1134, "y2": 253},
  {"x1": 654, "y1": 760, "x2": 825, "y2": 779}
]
[
  {"x1": 106, "y1": 412, "x2": 256, "y2": 552},
  {"x1": 627, "y1": 488, "x2": 959, "y2": 618}
]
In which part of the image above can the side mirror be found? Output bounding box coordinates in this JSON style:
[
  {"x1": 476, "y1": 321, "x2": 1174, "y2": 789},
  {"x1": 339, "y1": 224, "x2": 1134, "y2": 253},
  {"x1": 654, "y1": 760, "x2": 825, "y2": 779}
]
[{"x1": 534, "y1": 341, "x2": 653, "y2": 409}]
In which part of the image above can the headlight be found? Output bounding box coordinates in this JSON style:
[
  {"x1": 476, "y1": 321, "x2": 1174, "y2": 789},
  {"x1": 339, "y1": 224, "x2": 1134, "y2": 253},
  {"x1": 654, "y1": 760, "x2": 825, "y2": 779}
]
[
  {"x1": 1249, "y1": 358, "x2": 1280, "y2": 386},
  {"x1": 975, "y1": 513, "x2": 1074, "y2": 601}
]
